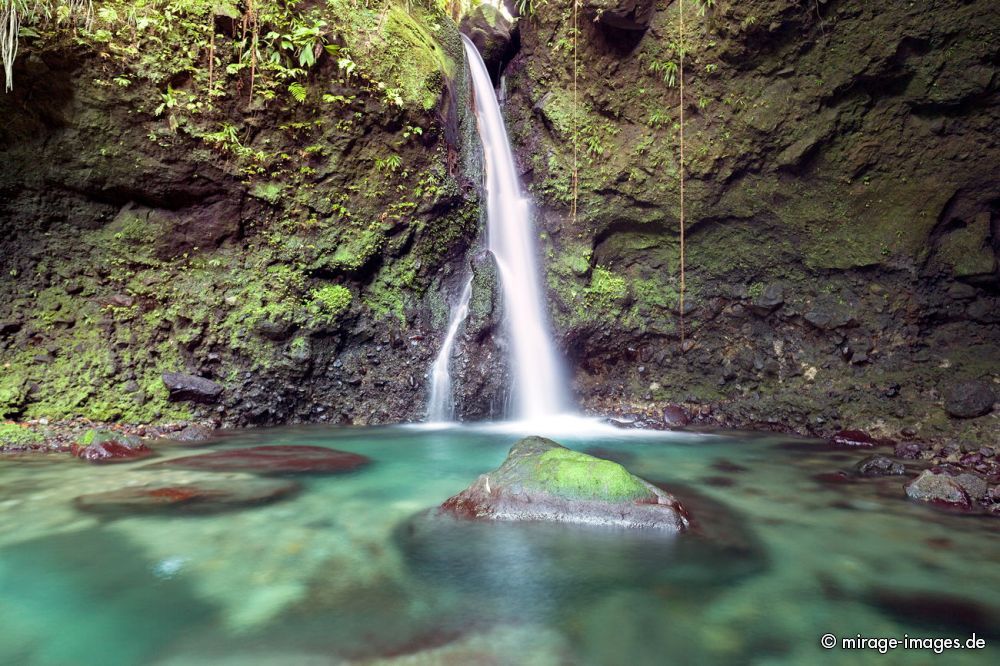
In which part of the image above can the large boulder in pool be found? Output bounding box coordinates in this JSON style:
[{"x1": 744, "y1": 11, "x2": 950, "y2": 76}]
[{"x1": 441, "y1": 436, "x2": 690, "y2": 531}]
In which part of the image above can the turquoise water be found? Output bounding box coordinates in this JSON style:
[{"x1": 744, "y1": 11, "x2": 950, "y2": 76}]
[{"x1": 1, "y1": 425, "x2": 997, "y2": 665}]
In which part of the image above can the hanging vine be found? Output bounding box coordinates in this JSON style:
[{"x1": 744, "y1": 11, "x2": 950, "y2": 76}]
[
  {"x1": 571, "y1": 0, "x2": 579, "y2": 226},
  {"x1": 678, "y1": 0, "x2": 687, "y2": 348}
]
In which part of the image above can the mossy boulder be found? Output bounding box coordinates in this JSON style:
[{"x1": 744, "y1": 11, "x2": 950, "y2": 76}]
[
  {"x1": 0, "y1": 423, "x2": 46, "y2": 451},
  {"x1": 441, "y1": 436, "x2": 690, "y2": 530}
]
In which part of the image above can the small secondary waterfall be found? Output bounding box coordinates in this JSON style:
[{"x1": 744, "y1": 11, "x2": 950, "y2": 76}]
[
  {"x1": 427, "y1": 278, "x2": 473, "y2": 422},
  {"x1": 462, "y1": 36, "x2": 570, "y2": 420}
]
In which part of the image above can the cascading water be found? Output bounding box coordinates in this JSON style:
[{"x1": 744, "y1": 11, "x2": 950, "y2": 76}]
[
  {"x1": 461, "y1": 36, "x2": 570, "y2": 420},
  {"x1": 427, "y1": 277, "x2": 473, "y2": 422}
]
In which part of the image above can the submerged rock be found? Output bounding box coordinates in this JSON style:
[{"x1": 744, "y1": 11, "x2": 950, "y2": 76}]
[
  {"x1": 71, "y1": 429, "x2": 153, "y2": 463},
  {"x1": 944, "y1": 380, "x2": 995, "y2": 419},
  {"x1": 905, "y1": 470, "x2": 972, "y2": 509},
  {"x1": 74, "y1": 478, "x2": 298, "y2": 514},
  {"x1": 161, "y1": 372, "x2": 223, "y2": 404},
  {"x1": 440, "y1": 436, "x2": 690, "y2": 530},
  {"x1": 855, "y1": 455, "x2": 905, "y2": 477},
  {"x1": 152, "y1": 445, "x2": 370, "y2": 474}
]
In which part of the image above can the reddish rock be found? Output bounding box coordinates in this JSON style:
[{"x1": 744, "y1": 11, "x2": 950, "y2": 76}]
[
  {"x1": 662, "y1": 404, "x2": 691, "y2": 428},
  {"x1": 71, "y1": 440, "x2": 154, "y2": 463},
  {"x1": 829, "y1": 430, "x2": 894, "y2": 449},
  {"x1": 894, "y1": 441, "x2": 925, "y2": 459},
  {"x1": 152, "y1": 445, "x2": 370, "y2": 474},
  {"x1": 75, "y1": 478, "x2": 299, "y2": 514}
]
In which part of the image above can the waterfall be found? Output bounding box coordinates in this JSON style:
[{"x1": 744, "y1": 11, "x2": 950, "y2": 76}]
[
  {"x1": 427, "y1": 277, "x2": 473, "y2": 422},
  {"x1": 461, "y1": 36, "x2": 570, "y2": 420}
]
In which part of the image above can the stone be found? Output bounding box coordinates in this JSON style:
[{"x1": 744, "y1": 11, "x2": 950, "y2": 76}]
[
  {"x1": 855, "y1": 455, "x2": 905, "y2": 477},
  {"x1": 905, "y1": 470, "x2": 972, "y2": 509},
  {"x1": 162, "y1": 372, "x2": 223, "y2": 404},
  {"x1": 804, "y1": 295, "x2": 856, "y2": 330},
  {"x1": 584, "y1": 0, "x2": 656, "y2": 31},
  {"x1": 894, "y1": 441, "x2": 925, "y2": 460},
  {"x1": 662, "y1": 404, "x2": 691, "y2": 428},
  {"x1": 943, "y1": 380, "x2": 995, "y2": 419},
  {"x1": 0, "y1": 321, "x2": 21, "y2": 336},
  {"x1": 74, "y1": 478, "x2": 298, "y2": 515},
  {"x1": 750, "y1": 284, "x2": 785, "y2": 315},
  {"x1": 152, "y1": 445, "x2": 370, "y2": 474},
  {"x1": 71, "y1": 429, "x2": 153, "y2": 463},
  {"x1": 440, "y1": 436, "x2": 690, "y2": 531}
]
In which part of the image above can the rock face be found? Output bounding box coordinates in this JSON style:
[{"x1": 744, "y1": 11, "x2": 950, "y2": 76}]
[
  {"x1": 152, "y1": 445, "x2": 370, "y2": 474},
  {"x1": 584, "y1": 0, "x2": 656, "y2": 31},
  {"x1": 460, "y1": 4, "x2": 517, "y2": 77},
  {"x1": 441, "y1": 436, "x2": 690, "y2": 530},
  {"x1": 944, "y1": 380, "x2": 995, "y2": 418},
  {"x1": 162, "y1": 373, "x2": 224, "y2": 404}
]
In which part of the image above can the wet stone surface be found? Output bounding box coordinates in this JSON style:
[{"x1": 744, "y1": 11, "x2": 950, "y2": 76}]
[
  {"x1": 74, "y1": 478, "x2": 300, "y2": 515},
  {"x1": 150, "y1": 445, "x2": 371, "y2": 474}
]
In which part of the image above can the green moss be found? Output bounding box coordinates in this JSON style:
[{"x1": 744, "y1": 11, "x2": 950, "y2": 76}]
[
  {"x1": 530, "y1": 447, "x2": 651, "y2": 502},
  {"x1": 306, "y1": 285, "x2": 352, "y2": 325},
  {"x1": 585, "y1": 266, "x2": 628, "y2": 309},
  {"x1": 0, "y1": 423, "x2": 44, "y2": 449}
]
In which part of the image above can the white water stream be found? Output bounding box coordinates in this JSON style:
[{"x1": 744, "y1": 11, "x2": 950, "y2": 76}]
[
  {"x1": 460, "y1": 36, "x2": 570, "y2": 420},
  {"x1": 427, "y1": 277, "x2": 473, "y2": 422}
]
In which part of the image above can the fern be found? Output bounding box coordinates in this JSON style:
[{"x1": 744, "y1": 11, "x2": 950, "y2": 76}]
[{"x1": 288, "y1": 81, "x2": 306, "y2": 103}]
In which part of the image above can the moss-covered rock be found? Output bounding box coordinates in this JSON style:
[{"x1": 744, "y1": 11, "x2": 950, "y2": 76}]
[
  {"x1": 0, "y1": 423, "x2": 45, "y2": 451},
  {"x1": 441, "y1": 436, "x2": 690, "y2": 530}
]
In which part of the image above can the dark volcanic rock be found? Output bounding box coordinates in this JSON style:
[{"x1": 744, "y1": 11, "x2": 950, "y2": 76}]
[
  {"x1": 152, "y1": 445, "x2": 370, "y2": 474},
  {"x1": 905, "y1": 470, "x2": 972, "y2": 509},
  {"x1": 944, "y1": 380, "x2": 995, "y2": 419},
  {"x1": 584, "y1": 0, "x2": 655, "y2": 31},
  {"x1": 750, "y1": 284, "x2": 785, "y2": 315},
  {"x1": 162, "y1": 372, "x2": 223, "y2": 404},
  {"x1": 662, "y1": 404, "x2": 691, "y2": 428},
  {"x1": 75, "y1": 478, "x2": 298, "y2": 514},
  {"x1": 71, "y1": 430, "x2": 153, "y2": 463},
  {"x1": 855, "y1": 455, "x2": 905, "y2": 477},
  {"x1": 440, "y1": 436, "x2": 690, "y2": 530}
]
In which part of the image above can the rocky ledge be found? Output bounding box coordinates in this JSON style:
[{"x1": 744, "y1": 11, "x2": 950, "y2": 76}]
[{"x1": 441, "y1": 436, "x2": 690, "y2": 531}]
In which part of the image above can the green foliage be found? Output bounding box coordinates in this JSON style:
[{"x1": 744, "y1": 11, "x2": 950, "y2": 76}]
[
  {"x1": 696, "y1": 0, "x2": 716, "y2": 17},
  {"x1": 648, "y1": 59, "x2": 678, "y2": 88}
]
